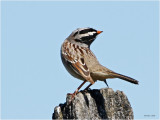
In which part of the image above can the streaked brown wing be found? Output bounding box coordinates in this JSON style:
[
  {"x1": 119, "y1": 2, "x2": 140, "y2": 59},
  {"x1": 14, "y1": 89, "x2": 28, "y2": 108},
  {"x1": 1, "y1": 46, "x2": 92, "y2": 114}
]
[{"x1": 62, "y1": 51, "x2": 94, "y2": 84}]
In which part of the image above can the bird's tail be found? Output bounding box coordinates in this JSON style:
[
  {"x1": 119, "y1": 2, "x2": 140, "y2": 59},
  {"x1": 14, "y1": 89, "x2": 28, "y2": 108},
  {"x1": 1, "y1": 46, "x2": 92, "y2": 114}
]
[{"x1": 110, "y1": 72, "x2": 139, "y2": 84}]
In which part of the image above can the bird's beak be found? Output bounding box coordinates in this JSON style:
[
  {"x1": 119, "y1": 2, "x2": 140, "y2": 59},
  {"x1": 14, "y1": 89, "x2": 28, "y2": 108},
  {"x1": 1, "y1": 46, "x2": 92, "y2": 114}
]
[{"x1": 97, "y1": 31, "x2": 103, "y2": 34}]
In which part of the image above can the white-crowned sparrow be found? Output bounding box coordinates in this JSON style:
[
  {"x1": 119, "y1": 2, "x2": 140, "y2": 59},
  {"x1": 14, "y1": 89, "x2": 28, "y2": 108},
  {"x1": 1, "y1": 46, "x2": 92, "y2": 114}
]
[{"x1": 61, "y1": 27, "x2": 138, "y2": 101}]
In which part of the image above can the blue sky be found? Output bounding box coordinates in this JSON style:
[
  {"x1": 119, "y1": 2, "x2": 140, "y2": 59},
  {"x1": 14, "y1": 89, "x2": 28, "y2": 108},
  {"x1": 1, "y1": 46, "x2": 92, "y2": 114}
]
[{"x1": 1, "y1": 1, "x2": 159, "y2": 119}]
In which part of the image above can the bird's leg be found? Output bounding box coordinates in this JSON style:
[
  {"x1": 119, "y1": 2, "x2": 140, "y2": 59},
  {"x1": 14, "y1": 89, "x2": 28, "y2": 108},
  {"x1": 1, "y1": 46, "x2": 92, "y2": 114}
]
[
  {"x1": 84, "y1": 83, "x2": 92, "y2": 91},
  {"x1": 69, "y1": 80, "x2": 87, "y2": 103},
  {"x1": 104, "y1": 79, "x2": 109, "y2": 88}
]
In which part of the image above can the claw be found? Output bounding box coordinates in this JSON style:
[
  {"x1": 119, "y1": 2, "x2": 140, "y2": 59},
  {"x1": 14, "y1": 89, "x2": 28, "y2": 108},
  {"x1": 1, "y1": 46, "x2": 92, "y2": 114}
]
[{"x1": 68, "y1": 80, "x2": 87, "y2": 105}]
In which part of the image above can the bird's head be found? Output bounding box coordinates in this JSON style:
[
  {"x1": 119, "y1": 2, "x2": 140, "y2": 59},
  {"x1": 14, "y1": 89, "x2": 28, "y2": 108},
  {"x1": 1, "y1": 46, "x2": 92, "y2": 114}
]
[{"x1": 68, "y1": 27, "x2": 103, "y2": 47}]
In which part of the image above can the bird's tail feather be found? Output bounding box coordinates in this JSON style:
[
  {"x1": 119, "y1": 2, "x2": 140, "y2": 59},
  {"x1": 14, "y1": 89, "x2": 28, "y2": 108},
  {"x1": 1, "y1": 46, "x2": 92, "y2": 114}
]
[{"x1": 110, "y1": 72, "x2": 139, "y2": 84}]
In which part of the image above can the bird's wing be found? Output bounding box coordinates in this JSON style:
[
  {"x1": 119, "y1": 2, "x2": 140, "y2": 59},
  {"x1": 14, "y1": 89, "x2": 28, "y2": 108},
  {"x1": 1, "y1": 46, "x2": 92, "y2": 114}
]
[{"x1": 62, "y1": 42, "x2": 95, "y2": 84}]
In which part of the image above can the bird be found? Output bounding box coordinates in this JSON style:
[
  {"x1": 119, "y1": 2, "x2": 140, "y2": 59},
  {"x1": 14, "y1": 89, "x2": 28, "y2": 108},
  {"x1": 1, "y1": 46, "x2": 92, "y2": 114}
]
[{"x1": 61, "y1": 27, "x2": 139, "y2": 102}]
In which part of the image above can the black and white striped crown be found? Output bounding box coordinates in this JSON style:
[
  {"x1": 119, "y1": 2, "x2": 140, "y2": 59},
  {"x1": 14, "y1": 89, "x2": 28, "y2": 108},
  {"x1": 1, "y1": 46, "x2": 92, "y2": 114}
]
[{"x1": 71, "y1": 27, "x2": 102, "y2": 46}]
